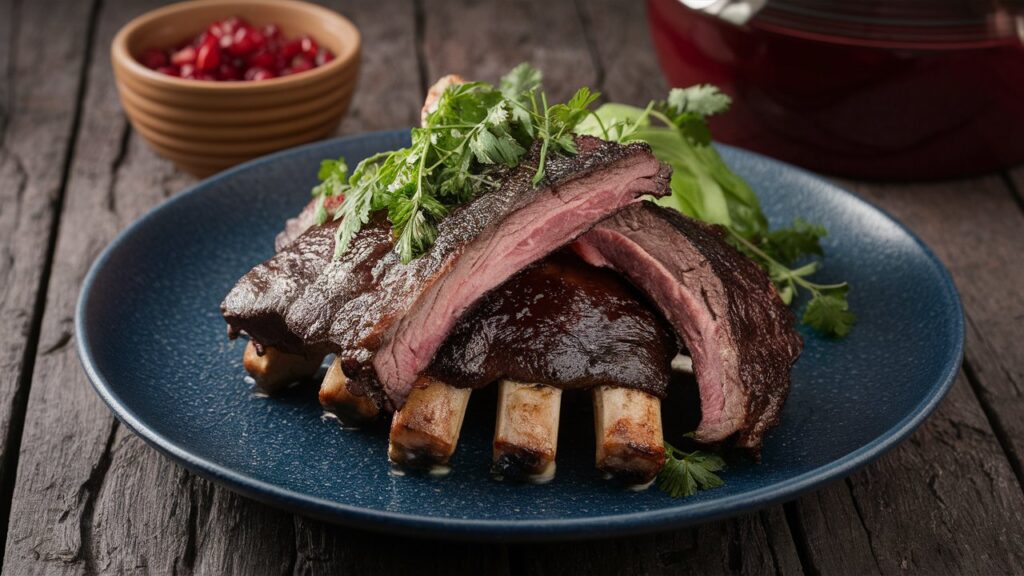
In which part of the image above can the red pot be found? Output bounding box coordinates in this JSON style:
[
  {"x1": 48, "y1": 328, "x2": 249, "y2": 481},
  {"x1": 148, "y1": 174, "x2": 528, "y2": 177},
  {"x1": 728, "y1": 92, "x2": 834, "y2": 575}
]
[{"x1": 647, "y1": 0, "x2": 1024, "y2": 179}]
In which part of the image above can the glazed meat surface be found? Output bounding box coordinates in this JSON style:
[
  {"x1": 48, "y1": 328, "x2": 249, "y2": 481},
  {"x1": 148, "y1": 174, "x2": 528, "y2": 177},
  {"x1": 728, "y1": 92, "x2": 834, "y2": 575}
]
[{"x1": 426, "y1": 250, "x2": 677, "y2": 397}]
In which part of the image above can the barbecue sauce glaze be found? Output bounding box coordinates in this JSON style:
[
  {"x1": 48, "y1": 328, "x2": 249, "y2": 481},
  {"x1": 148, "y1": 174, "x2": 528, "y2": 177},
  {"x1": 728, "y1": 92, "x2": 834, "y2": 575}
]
[{"x1": 426, "y1": 250, "x2": 678, "y2": 398}]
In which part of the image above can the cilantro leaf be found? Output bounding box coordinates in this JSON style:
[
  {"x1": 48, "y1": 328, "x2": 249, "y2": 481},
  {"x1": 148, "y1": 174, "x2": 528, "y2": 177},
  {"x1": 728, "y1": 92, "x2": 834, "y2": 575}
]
[
  {"x1": 803, "y1": 289, "x2": 855, "y2": 338},
  {"x1": 657, "y1": 443, "x2": 726, "y2": 498},
  {"x1": 499, "y1": 62, "x2": 542, "y2": 105},
  {"x1": 760, "y1": 218, "x2": 826, "y2": 265},
  {"x1": 665, "y1": 85, "x2": 731, "y2": 117}
]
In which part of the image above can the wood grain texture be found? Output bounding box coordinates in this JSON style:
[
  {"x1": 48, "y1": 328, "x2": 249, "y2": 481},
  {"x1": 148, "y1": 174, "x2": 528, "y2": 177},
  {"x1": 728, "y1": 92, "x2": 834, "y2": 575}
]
[
  {"x1": 512, "y1": 508, "x2": 803, "y2": 576},
  {"x1": 421, "y1": 0, "x2": 597, "y2": 101},
  {"x1": 574, "y1": 0, "x2": 668, "y2": 105},
  {"x1": 329, "y1": 0, "x2": 422, "y2": 134},
  {"x1": 1, "y1": 0, "x2": 197, "y2": 572},
  {"x1": 786, "y1": 177, "x2": 1024, "y2": 575},
  {"x1": 0, "y1": 0, "x2": 98, "y2": 557},
  {"x1": 968, "y1": 167, "x2": 1024, "y2": 483},
  {"x1": 789, "y1": 483, "x2": 881, "y2": 576}
]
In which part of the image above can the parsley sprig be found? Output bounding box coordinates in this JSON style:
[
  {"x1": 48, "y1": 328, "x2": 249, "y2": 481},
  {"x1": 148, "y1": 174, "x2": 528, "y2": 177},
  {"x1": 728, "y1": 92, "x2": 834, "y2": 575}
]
[
  {"x1": 657, "y1": 442, "x2": 726, "y2": 498},
  {"x1": 313, "y1": 64, "x2": 598, "y2": 263},
  {"x1": 729, "y1": 229, "x2": 855, "y2": 337},
  {"x1": 577, "y1": 87, "x2": 855, "y2": 337}
]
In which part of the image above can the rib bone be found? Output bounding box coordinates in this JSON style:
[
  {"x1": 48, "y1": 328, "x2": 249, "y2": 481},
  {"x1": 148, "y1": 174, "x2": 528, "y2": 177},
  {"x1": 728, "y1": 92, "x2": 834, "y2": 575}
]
[
  {"x1": 319, "y1": 358, "x2": 380, "y2": 424},
  {"x1": 593, "y1": 385, "x2": 666, "y2": 486},
  {"x1": 242, "y1": 341, "x2": 322, "y2": 394},
  {"x1": 388, "y1": 376, "x2": 472, "y2": 470},
  {"x1": 492, "y1": 380, "x2": 561, "y2": 483}
]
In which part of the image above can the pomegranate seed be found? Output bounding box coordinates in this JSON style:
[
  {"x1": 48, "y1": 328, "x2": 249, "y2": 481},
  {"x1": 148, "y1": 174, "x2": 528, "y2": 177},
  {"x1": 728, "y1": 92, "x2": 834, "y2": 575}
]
[
  {"x1": 208, "y1": 22, "x2": 226, "y2": 38},
  {"x1": 221, "y1": 17, "x2": 248, "y2": 35},
  {"x1": 144, "y1": 17, "x2": 326, "y2": 82},
  {"x1": 218, "y1": 63, "x2": 241, "y2": 81},
  {"x1": 192, "y1": 32, "x2": 210, "y2": 48},
  {"x1": 299, "y1": 35, "x2": 318, "y2": 59},
  {"x1": 247, "y1": 49, "x2": 275, "y2": 69},
  {"x1": 262, "y1": 24, "x2": 281, "y2": 40},
  {"x1": 290, "y1": 56, "x2": 314, "y2": 74},
  {"x1": 171, "y1": 46, "x2": 196, "y2": 66},
  {"x1": 281, "y1": 39, "x2": 302, "y2": 59},
  {"x1": 228, "y1": 27, "x2": 264, "y2": 56},
  {"x1": 316, "y1": 49, "x2": 335, "y2": 66},
  {"x1": 245, "y1": 67, "x2": 276, "y2": 81},
  {"x1": 140, "y1": 48, "x2": 168, "y2": 69},
  {"x1": 195, "y1": 39, "x2": 221, "y2": 72}
]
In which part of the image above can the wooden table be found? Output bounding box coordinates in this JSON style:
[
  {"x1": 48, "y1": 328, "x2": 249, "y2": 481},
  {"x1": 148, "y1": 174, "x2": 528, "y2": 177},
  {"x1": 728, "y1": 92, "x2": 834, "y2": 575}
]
[{"x1": 2, "y1": 0, "x2": 1022, "y2": 573}]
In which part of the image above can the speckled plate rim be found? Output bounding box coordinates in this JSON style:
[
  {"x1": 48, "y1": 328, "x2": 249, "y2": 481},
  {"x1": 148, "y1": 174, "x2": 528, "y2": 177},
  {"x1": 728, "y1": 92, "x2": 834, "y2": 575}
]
[{"x1": 76, "y1": 130, "x2": 964, "y2": 541}]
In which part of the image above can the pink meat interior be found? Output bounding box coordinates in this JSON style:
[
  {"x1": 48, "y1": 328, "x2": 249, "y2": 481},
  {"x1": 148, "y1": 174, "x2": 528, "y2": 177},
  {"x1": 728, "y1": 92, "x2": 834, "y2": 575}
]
[{"x1": 373, "y1": 163, "x2": 666, "y2": 406}]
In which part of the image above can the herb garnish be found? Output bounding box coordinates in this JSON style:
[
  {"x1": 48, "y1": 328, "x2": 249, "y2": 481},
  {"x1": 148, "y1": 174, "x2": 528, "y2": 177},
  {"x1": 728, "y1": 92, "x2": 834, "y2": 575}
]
[
  {"x1": 313, "y1": 64, "x2": 854, "y2": 335},
  {"x1": 313, "y1": 64, "x2": 598, "y2": 263},
  {"x1": 577, "y1": 87, "x2": 855, "y2": 337},
  {"x1": 657, "y1": 442, "x2": 726, "y2": 498}
]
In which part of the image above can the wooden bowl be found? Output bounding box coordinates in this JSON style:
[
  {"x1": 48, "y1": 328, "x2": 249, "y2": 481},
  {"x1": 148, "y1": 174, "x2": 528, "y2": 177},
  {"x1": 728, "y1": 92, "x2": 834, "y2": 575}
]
[{"x1": 111, "y1": 0, "x2": 360, "y2": 177}]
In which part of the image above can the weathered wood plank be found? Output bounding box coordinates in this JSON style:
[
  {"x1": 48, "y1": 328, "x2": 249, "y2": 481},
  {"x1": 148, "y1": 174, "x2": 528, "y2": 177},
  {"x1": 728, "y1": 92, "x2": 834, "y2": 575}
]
[
  {"x1": 970, "y1": 166, "x2": 1024, "y2": 481},
  {"x1": 331, "y1": 0, "x2": 421, "y2": 134},
  {"x1": 788, "y1": 177, "x2": 1024, "y2": 575},
  {"x1": 513, "y1": 508, "x2": 803, "y2": 576},
  {"x1": 0, "y1": 0, "x2": 98, "y2": 560},
  {"x1": 1, "y1": 0, "x2": 199, "y2": 572},
  {"x1": 789, "y1": 483, "x2": 881, "y2": 575},
  {"x1": 574, "y1": 0, "x2": 668, "y2": 105},
  {"x1": 421, "y1": 0, "x2": 597, "y2": 101}
]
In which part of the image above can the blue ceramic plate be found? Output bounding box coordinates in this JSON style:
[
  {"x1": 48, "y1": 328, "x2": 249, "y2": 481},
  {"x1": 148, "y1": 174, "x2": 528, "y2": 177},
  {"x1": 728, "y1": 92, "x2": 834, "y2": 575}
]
[{"x1": 77, "y1": 131, "x2": 963, "y2": 540}]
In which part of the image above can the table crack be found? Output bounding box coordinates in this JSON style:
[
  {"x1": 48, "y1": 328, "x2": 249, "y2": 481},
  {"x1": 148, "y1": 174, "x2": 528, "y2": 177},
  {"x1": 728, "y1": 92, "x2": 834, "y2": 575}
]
[
  {"x1": 962, "y1": 353, "x2": 1024, "y2": 494},
  {"x1": 844, "y1": 477, "x2": 885, "y2": 574},
  {"x1": 105, "y1": 123, "x2": 131, "y2": 214},
  {"x1": 73, "y1": 420, "x2": 118, "y2": 575}
]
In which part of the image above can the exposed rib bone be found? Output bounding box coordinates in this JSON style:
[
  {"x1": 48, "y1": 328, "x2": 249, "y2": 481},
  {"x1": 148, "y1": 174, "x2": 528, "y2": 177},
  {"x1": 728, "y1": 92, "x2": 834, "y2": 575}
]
[
  {"x1": 388, "y1": 377, "x2": 472, "y2": 470},
  {"x1": 242, "y1": 341, "x2": 323, "y2": 394},
  {"x1": 671, "y1": 353, "x2": 693, "y2": 373},
  {"x1": 421, "y1": 74, "x2": 465, "y2": 125},
  {"x1": 319, "y1": 358, "x2": 380, "y2": 424},
  {"x1": 593, "y1": 385, "x2": 666, "y2": 486},
  {"x1": 492, "y1": 380, "x2": 561, "y2": 483}
]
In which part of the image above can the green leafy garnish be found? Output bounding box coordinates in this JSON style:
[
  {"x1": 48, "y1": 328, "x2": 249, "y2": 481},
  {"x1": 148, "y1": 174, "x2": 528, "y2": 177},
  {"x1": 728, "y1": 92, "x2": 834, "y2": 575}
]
[
  {"x1": 577, "y1": 87, "x2": 855, "y2": 337},
  {"x1": 313, "y1": 64, "x2": 598, "y2": 263},
  {"x1": 802, "y1": 288, "x2": 856, "y2": 338},
  {"x1": 657, "y1": 442, "x2": 726, "y2": 498},
  {"x1": 314, "y1": 66, "x2": 854, "y2": 336},
  {"x1": 728, "y1": 231, "x2": 854, "y2": 337}
]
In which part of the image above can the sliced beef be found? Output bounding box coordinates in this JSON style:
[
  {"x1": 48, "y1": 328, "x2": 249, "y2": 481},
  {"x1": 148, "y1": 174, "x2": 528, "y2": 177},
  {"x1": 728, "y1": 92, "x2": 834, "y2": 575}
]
[
  {"x1": 573, "y1": 202, "x2": 802, "y2": 453},
  {"x1": 333, "y1": 137, "x2": 671, "y2": 409},
  {"x1": 425, "y1": 250, "x2": 677, "y2": 397}
]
